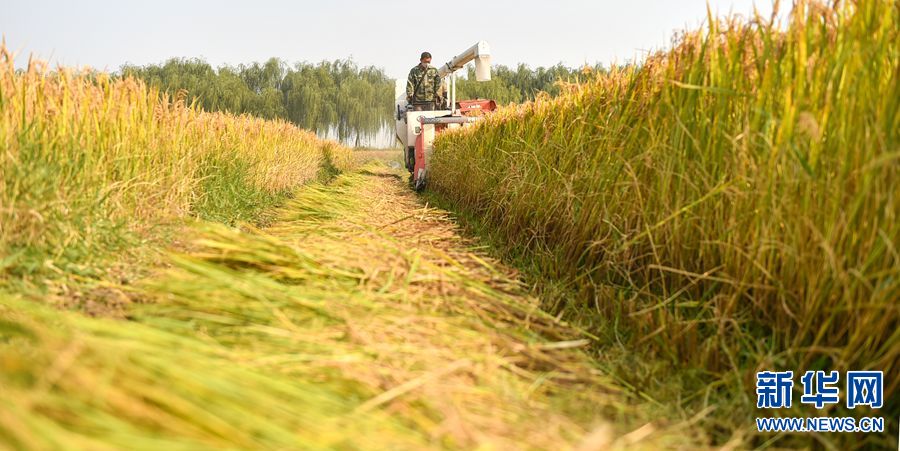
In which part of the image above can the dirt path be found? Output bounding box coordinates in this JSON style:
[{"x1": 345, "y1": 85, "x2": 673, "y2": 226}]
[{"x1": 1, "y1": 164, "x2": 700, "y2": 449}]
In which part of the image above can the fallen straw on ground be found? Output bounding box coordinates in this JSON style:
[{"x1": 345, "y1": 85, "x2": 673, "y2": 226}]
[{"x1": 1, "y1": 164, "x2": 705, "y2": 449}]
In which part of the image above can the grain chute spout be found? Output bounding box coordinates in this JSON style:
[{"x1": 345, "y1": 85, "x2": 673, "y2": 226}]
[{"x1": 438, "y1": 41, "x2": 492, "y2": 81}]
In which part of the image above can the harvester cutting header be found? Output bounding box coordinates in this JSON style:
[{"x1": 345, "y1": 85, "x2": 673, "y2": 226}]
[{"x1": 396, "y1": 41, "x2": 497, "y2": 191}]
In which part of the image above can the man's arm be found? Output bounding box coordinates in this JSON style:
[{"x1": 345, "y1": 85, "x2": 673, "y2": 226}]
[
  {"x1": 432, "y1": 71, "x2": 441, "y2": 99},
  {"x1": 406, "y1": 69, "x2": 416, "y2": 101}
]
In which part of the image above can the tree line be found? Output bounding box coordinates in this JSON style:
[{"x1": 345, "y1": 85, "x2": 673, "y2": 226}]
[
  {"x1": 121, "y1": 58, "x2": 395, "y2": 146},
  {"x1": 454, "y1": 63, "x2": 606, "y2": 105},
  {"x1": 121, "y1": 57, "x2": 599, "y2": 146}
]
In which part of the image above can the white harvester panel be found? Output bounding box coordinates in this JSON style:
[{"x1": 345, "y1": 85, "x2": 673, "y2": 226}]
[{"x1": 402, "y1": 110, "x2": 451, "y2": 148}]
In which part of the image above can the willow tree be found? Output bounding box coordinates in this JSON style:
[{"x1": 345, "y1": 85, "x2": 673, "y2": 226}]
[{"x1": 122, "y1": 57, "x2": 393, "y2": 146}]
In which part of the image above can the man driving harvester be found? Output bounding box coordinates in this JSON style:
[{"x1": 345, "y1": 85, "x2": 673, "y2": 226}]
[{"x1": 406, "y1": 52, "x2": 442, "y2": 111}]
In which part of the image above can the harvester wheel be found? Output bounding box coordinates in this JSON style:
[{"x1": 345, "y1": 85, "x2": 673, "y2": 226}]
[{"x1": 405, "y1": 146, "x2": 415, "y2": 172}]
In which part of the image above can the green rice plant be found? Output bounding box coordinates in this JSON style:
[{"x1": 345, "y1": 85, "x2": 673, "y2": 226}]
[{"x1": 431, "y1": 1, "x2": 898, "y2": 446}]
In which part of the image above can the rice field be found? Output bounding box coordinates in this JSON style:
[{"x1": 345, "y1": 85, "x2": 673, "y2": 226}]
[
  {"x1": 1, "y1": 0, "x2": 897, "y2": 448},
  {"x1": 431, "y1": 0, "x2": 898, "y2": 447},
  {"x1": 0, "y1": 44, "x2": 698, "y2": 449}
]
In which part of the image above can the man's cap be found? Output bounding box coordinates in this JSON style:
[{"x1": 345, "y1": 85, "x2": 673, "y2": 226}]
[{"x1": 420, "y1": 52, "x2": 432, "y2": 60}]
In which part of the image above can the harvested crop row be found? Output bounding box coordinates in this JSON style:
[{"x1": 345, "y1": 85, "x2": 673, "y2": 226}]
[
  {"x1": 431, "y1": 1, "x2": 898, "y2": 447},
  {"x1": 0, "y1": 165, "x2": 701, "y2": 449}
]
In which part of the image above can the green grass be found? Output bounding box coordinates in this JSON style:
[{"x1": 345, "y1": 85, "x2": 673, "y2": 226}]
[{"x1": 431, "y1": 1, "x2": 898, "y2": 448}]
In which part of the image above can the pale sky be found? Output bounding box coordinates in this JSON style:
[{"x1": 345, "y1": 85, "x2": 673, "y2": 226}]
[{"x1": 3, "y1": 0, "x2": 776, "y2": 80}]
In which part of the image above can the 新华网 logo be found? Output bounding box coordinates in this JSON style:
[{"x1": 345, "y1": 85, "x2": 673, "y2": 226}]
[{"x1": 754, "y1": 370, "x2": 885, "y2": 433}]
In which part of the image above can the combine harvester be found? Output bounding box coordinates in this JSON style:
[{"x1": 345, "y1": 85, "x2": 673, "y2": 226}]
[{"x1": 395, "y1": 41, "x2": 497, "y2": 191}]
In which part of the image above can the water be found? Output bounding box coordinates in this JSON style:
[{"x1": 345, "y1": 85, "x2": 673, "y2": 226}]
[{"x1": 318, "y1": 123, "x2": 399, "y2": 149}]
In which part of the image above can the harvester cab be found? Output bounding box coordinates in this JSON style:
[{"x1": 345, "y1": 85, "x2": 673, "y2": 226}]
[{"x1": 395, "y1": 41, "x2": 497, "y2": 191}]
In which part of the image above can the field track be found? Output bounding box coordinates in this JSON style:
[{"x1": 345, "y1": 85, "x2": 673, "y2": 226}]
[{"x1": 1, "y1": 162, "x2": 708, "y2": 449}]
